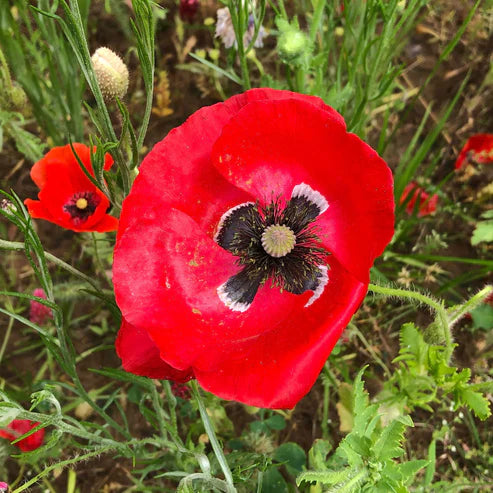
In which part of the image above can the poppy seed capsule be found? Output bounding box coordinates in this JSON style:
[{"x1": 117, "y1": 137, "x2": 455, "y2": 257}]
[
  {"x1": 261, "y1": 224, "x2": 296, "y2": 257},
  {"x1": 91, "y1": 47, "x2": 129, "y2": 101}
]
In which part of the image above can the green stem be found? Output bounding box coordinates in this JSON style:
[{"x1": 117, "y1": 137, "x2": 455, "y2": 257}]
[
  {"x1": 191, "y1": 381, "x2": 236, "y2": 492},
  {"x1": 12, "y1": 447, "x2": 113, "y2": 493},
  {"x1": 0, "y1": 239, "x2": 100, "y2": 291},
  {"x1": 448, "y1": 285, "x2": 493, "y2": 327},
  {"x1": 367, "y1": 283, "x2": 452, "y2": 360},
  {"x1": 309, "y1": 0, "x2": 326, "y2": 44}
]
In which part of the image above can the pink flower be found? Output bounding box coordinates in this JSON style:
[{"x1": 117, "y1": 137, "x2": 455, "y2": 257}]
[{"x1": 29, "y1": 288, "x2": 52, "y2": 325}]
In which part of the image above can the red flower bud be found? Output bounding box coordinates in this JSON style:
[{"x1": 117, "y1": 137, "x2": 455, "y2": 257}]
[{"x1": 29, "y1": 288, "x2": 52, "y2": 325}]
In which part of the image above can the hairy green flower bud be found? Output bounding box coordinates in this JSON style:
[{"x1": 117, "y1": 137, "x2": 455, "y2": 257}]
[
  {"x1": 423, "y1": 319, "x2": 446, "y2": 345},
  {"x1": 91, "y1": 47, "x2": 129, "y2": 101},
  {"x1": 276, "y1": 17, "x2": 312, "y2": 67}
]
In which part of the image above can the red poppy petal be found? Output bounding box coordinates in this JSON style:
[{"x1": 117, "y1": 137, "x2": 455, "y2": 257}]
[
  {"x1": 455, "y1": 133, "x2": 493, "y2": 169},
  {"x1": 0, "y1": 420, "x2": 44, "y2": 452},
  {"x1": 118, "y1": 89, "x2": 340, "y2": 239},
  {"x1": 223, "y1": 88, "x2": 346, "y2": 126},
  {"x1": 91, "y1": 214, "x2": 119, "y2": 232},
  {"x1": 24, "y1": 199, "x2": 54, "y2": 221},
  {"x1": 194, "y1": 257, "x2": 367, "y2": 408},
  {"x1": 113, "y1": 206, "x2": 306, "y2": 371},
  {"x1": 212, "y1": 99, "x2": 394, "y2": 283},
  {"x1": 116, "y1": 318, "x2": 193, "y2": 381},
  {"x1": 117, "y1": 106, "x2": 253, "y2": 240}
]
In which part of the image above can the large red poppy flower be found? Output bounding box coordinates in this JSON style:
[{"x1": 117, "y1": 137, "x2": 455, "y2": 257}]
[
  {"x1": 113, "y1": 88, "x2": 395, "y2": 409},
  {"x1": 455, "y1": 134, "x2": 493, "y2": 169},
  {"x1": 400, "y1": 182, "x2": 438, "y2": 217},
  {"x1": 24, "y1": 144, "x2": 118, "y2": 232},
  {"x1": 0, "y1": 419, "x2": 45, "y2": 452}
]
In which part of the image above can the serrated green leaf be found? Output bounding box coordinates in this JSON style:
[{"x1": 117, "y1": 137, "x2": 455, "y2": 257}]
[
  {"x1": 458, "y1": 388, "x2": 491, "y2": 420},
  {"x1": 297, "y1": 468, "x2": 353, "y2": 486},
  {"x1": 372, "y1": 418, "x2": 410, "y2": 461},
  {"x1": 395, "y1": 459, "x2": 428, "y2": 483},
  {"x1": 308, "y1": 439, "x2": 333, "y2": 470}
]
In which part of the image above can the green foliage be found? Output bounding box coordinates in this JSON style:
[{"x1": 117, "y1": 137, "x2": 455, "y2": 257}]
[
  {"x1": 471, "y1": 210, "x2": 493, "y2": 246},
  {"x1": 0, "y1": 0, "x2": 86, "y2": 143},
  {"x1": 298, "y1": 368, "x2": 427, "y2": 492},
  {"x1": 382, "y1": 323, "x2": 491, "y2": 420}
]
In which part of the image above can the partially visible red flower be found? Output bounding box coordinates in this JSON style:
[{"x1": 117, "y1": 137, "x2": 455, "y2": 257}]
[
  {"x1": 113, "y1": 88, "x2": 394, "y2": 409},
  {"x1": 400, "y1": 182, "x2": 438, "y2": 217},
  {"x1": 29, "y1": 288, "x2": 52, "y2": 325},
  {"x1": 0, "y1": 482, "x2": 8, "y2": 493},
  {"x1": 24, "y1": 144, "x2": 118, "y2": 232},
  {"x1": 0, "y1": 419, "x2": 45, "y2": 452},
  {"x1": 116, "y1": 318, "x2": 193, "y2": 382},
  {"x1": 455, "y1": 134, "x2": 493, "y2": 170},
  {"x1": 171, "y1": 382, "x2": 192, "y2": 400},
  {"x1": 179, "y1": 0, "x2": 199, "y2": 22}
]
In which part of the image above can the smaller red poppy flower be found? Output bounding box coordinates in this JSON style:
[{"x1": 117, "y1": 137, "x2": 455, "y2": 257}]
[
  {"x1": 455, "y1": 134, "x2": 493, "y2": 170},
  {"x1": 0, "y1": 419, "x2": 45, "y2": 452},
  {"x1": 400, "y1": 182, "x2": 438, "y2": 217},
  {"x1": 24, "y1": 144, "x2": 118, "y2": 233},
  {"x1": 29, "y1": 288, "x2": 52, "y2": 325},
  {"x1": 0, "y1": 482, "x2": 8, "y2": 492}
]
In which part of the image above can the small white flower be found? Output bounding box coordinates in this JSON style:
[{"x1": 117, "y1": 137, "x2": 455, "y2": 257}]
[{"x1": 215, "y1": 8, "x2": 266, "y2": 49}]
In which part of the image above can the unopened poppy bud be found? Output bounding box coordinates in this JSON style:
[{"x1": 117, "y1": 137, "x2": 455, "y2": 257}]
[
  {"x1": 10, "y1": 85, "x2": 27, "y2": 109},
  {"x1": 276, "y1": 17, "x2": 311, "y2": 67},
  {"x1": 91, "y1": 47, "x2": 129, "y2": 101},
  {"x1": 423, "y1": 320, "x2": 446, "y2": 345}
]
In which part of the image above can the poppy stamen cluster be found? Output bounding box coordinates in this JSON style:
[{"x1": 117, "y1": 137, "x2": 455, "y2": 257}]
[
  {"x1": 63, "y1": 191, "x2": 101, "y2": 225},
  {"x1": 215, "y1": 183, "x2": 330, "y2": 312}
]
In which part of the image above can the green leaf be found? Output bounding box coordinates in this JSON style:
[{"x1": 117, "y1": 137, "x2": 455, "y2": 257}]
[
  {"x1": 297, "y1": 468, "x2": 353, "y2": 487},
  {"x1": 395, "y1": 459, "x2": 428, "y2": 483},
  {"x1": 470, "y1": 303, "x2": 493, "y2": 330},
  {"x1": 373, "y1": 415, "x2": 414, "y2": 461},
  {"x1": 0, "y1": 406, "x2": 21, "y2": 427},
  {"x1": 308, "y1": 439, "x2": 333, "y2": 470},
  {"x1": 458, "y1": 388, "x2": 491, "y2": 420},
  {"x1": 264, "y1": 414, "x2": 286, "y2": 430},
  {"x1": 261, "y1": 467, "x2": 288, "y2": 493},
  {"x1": 274, "y1": 442, "x2": 306, "y2": 477},
  {"x1": 471, "y1": 216, "x2": 493, "y2": 245}
]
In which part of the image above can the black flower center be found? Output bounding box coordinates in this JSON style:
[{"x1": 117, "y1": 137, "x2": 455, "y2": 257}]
[
  {"x1": 215, "y1": 183, "x2": 330, "y2": 312},
  {"x1": 63, "y1": 191, "x2": 100, "y2": 225}
]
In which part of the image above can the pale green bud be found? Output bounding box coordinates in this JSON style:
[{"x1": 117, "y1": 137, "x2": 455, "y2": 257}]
[{"x1": 91, "y1": 47, "x2": 129, "y2": 101}]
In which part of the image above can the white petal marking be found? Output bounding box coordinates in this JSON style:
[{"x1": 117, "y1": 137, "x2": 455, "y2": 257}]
[
  {"x1": 292, "y1": 183, "x2": 329, "y2": 215},
  {"x1": 213, "y1": 201, "x2": 256, "y2": 243},
  {"x1": 305, "y1": 265, "x2": 329, "y2": 307},
  {"x1": 217, "y1": 282, "x2": 251, "y2": 312}
]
